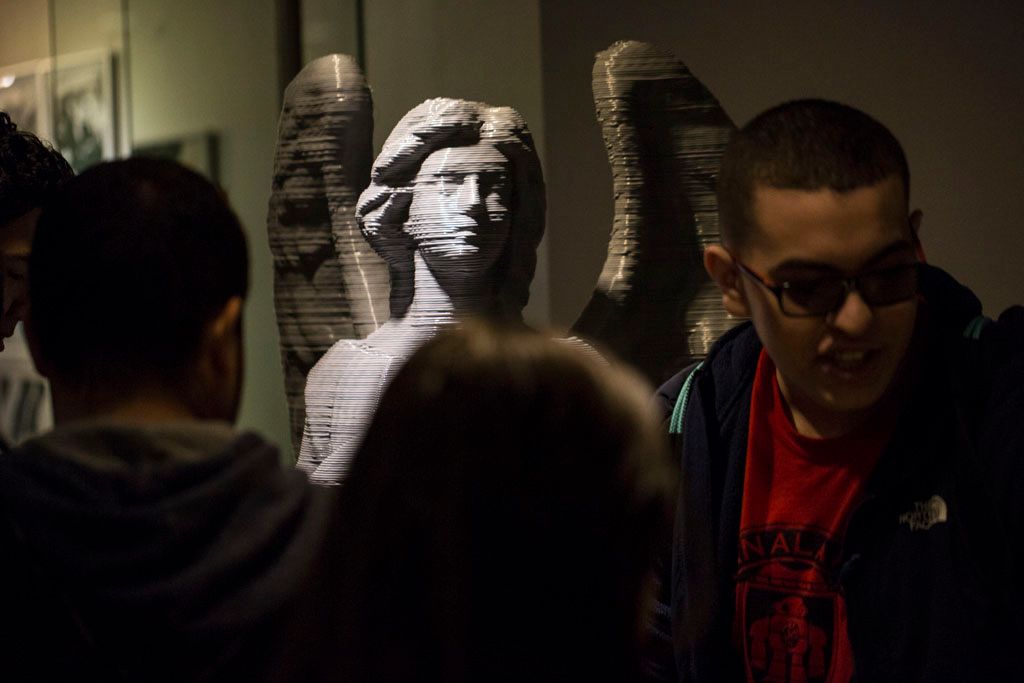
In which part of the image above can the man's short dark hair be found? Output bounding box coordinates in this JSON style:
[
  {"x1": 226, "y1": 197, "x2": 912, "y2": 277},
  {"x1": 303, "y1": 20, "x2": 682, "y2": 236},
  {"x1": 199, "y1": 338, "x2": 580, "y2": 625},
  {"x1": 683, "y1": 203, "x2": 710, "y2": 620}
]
[
  {"x1": 0, "y1": 112, "x2": 74, "y2": 226},
  {"x1": 716, "y1": 99, "x2": 910, "y2": 247},
  {"x1": 30, "y1": 158, "x2": 248, "y2": 388}
]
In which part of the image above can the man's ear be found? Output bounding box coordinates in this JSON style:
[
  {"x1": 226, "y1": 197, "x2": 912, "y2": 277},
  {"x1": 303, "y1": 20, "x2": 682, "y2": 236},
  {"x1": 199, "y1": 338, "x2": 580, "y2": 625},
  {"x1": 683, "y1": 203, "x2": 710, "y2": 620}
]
[
  {"x1": 209, "y1": 296, "x2": 243, "y2": 340},
  {"x1": 704, "y1": 244, "x2": 749, "y2": 318},
  {"x1": 909, "y1": 209, "x2": 926, "y2": 262},
  {"x1": 189, "y1": 296, "x2": 244, "y2": 420},
  {"x1": 201, "y1": 296, "x2": 243, "y2": 375}
]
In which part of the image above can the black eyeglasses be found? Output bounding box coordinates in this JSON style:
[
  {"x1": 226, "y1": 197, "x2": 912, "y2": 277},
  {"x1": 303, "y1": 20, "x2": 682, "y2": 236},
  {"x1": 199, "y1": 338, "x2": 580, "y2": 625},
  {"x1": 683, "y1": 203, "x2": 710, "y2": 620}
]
[{"x1": 734, "y1": 259, "x2": 920, "y2": 317}]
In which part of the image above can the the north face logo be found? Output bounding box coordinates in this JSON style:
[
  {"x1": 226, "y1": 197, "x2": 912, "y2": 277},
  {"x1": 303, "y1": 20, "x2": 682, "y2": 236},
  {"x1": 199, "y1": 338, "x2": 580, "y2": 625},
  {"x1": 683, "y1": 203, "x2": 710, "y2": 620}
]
[{"x1": 898, "y1": 495, "x2": 948, "y2": 531}]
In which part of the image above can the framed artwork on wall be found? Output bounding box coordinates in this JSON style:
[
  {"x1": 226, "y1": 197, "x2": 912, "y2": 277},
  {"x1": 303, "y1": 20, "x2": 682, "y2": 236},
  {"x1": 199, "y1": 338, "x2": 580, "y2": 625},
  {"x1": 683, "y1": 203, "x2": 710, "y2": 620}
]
[
  {"x1": 0, "y1": 49, "x2": 117, "y2": 173},
  {"x1": 134, "y1": 131, "x2": 220, "y2": 183},
  {"x1": 49, "y1": 49, "x2": 117, "y2": 173},
  {"x1": 0, "y1": 58, "x2": 52, "y2": 139}
]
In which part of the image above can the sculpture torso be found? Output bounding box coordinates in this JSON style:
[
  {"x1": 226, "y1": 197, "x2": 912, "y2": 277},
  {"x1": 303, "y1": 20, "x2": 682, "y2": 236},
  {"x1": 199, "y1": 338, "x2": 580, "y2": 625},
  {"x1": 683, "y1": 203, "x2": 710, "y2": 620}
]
[
  {"x1": 298, "y1": 253, "x2": 457, "y2": 482},
  {"x1": 299, "y1": 334, "x2": 409, "y2": 482},
  {"x1": 296, "y1": 99, "x2": 545, "y2": 484}
]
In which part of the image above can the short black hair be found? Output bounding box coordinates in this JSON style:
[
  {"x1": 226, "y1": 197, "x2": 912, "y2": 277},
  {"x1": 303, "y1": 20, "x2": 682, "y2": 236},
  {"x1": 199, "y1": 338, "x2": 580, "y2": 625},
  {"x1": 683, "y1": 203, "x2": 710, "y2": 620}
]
[
  {"x1": 30, "y1": 158, "x2": 248, "y2": 387},
  {"x1": 717, "y1": 99, "x2": 909, "y2": 246},
  {"x1": 0, "y1": 112, "x2": 74, "y2": 226}
]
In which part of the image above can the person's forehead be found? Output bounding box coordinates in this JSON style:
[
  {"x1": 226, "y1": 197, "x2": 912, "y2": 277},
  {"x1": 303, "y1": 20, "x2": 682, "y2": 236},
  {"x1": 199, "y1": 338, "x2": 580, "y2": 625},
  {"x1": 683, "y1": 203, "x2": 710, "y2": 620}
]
[
  {"x1": 751, "y1": 174, "x2": 907, "y2": 220},
  {"x1": 419, "y1": 144, "x2": 507, "y2": 177},
  {"x1": 0, "y1": 207, "x2": 41, "y2": 256},
  {"x1": 745, "y1": 175, "x2": 910, "y2": 268}
]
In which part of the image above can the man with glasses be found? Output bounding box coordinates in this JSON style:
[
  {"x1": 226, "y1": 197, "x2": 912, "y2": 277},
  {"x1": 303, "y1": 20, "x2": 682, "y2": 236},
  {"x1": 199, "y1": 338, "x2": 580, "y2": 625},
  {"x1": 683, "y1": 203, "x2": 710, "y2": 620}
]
[{"x1": 651, "y1": 99, "x2": 1023, "y2": 682}]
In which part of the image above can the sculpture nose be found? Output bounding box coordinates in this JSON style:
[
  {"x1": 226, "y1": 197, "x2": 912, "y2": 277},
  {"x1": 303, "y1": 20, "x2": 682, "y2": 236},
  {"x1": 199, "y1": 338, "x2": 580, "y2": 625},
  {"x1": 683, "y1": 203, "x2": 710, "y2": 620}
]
[{"x1": 460, "y1": 174, "x2": 485, "y2": 216}]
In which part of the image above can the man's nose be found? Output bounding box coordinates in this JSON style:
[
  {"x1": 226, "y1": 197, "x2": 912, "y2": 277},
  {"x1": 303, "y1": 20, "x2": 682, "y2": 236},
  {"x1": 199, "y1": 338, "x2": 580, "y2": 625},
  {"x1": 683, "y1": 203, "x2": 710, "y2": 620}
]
[
  {"x1": 827, "y1": 288, "x2": 873, "y2": 336},
  {"x1": 0, "y1": 280, "x2": 27, "y2": 337}
]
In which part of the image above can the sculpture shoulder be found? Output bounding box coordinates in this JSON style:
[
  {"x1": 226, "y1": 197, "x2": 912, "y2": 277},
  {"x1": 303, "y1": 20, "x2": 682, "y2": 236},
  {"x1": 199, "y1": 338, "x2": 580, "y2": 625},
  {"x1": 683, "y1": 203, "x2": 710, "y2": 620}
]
[
  {"x1": 557, "y1": 335, "x2": 607, "y2": 365},
  {"x1": 309, "y1": 338, "x2": 400, "y2": 379}
]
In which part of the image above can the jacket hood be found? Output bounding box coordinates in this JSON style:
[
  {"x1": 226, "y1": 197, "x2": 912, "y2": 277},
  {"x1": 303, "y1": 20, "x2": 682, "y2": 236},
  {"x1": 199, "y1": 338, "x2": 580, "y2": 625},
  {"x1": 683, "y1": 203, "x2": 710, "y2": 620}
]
[
  {"x1": 0, "y1": 420, "x2": 330, "y2": 641},
  {"x1": 917, "y1": 263, "x2": 983, "y2": 335}
]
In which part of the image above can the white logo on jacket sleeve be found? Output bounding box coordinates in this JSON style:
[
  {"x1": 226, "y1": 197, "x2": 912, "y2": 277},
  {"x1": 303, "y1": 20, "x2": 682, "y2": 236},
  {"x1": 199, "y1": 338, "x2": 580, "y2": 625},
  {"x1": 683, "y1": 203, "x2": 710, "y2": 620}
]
[{"x1": 898, "y1": 495, "x2": 948, "y2": 531}]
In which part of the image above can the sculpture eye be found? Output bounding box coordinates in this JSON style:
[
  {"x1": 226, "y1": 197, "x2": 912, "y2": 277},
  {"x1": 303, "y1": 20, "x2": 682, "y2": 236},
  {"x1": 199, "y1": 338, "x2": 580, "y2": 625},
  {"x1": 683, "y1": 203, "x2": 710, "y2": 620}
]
[{"x1": 436, "y1": 174, "x2": 468, "y2": 197}]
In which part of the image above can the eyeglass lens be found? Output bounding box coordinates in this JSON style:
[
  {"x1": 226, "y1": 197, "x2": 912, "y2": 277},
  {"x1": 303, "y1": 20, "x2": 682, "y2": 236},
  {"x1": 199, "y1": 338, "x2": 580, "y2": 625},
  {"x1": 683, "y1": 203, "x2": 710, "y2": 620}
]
[{"x1": 782, "y1": 264, "x2": 918, "y2": 315}]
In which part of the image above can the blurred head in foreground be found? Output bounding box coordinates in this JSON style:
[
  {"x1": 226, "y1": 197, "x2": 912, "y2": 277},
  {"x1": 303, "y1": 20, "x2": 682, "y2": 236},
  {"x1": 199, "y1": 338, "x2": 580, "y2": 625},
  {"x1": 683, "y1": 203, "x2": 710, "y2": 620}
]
[{"x1": 333, "y1": 321, "x2": 676, "y2": 682}]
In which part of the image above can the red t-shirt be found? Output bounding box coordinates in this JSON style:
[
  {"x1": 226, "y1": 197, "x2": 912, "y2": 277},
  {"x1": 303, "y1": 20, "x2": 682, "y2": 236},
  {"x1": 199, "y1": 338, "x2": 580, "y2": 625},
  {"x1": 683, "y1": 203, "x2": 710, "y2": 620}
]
[{"x1": 734, "y1": 351, "x2": 889, "y2": 683}]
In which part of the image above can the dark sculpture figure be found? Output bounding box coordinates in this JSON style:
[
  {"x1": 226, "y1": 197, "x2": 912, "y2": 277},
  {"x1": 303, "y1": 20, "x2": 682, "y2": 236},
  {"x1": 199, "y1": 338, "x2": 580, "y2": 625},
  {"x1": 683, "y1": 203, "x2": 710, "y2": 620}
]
[
  {"x1": 573, "y1": 40, "x2": 738, "y2": 383},
  {"x1": 267, "y1": 55, "x2": 388, "y2": 449},
  {"x1": 297, "y1": 98, "x2": 546, "y2": 483}
]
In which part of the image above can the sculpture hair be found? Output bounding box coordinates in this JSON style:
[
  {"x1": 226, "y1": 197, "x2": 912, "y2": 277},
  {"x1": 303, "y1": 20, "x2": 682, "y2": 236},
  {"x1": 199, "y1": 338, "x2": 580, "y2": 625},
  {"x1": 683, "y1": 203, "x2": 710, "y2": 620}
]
[
  {"x1": 717, "y1": 98, "x2": 909, "y2": 248},
  {"x1": 356, "y1": 98, "x2": 544, "y2": 319}
]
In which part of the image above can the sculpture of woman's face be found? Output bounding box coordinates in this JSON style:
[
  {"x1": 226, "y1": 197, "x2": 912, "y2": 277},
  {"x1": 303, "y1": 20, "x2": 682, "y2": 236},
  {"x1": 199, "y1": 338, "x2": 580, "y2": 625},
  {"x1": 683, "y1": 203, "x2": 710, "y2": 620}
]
[{"x1": 404, "y1": 143, "x2": 512, "y2": 278}]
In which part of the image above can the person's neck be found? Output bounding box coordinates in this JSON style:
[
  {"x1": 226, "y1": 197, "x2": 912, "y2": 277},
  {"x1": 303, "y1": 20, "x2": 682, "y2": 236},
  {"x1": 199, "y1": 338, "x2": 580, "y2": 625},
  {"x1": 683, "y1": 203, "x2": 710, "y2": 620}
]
[
  {"x1": 778, "y1": 387, "x2": 871, "y2": 440},
  {"x1": 52, "y1": 391, "x2": 197, "y2": 426},
  {"x1": 776, "y1": 373, "x2": 903, "y2": 440},
  {"x1": 401, "y1": 252, "x2": 497, "y2": 324}
]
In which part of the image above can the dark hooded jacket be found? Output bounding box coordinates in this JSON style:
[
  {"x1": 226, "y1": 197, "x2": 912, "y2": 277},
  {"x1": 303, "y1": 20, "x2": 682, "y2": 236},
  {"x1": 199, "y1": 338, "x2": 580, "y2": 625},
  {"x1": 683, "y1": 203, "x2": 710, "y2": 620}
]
[
  {"x1": 649, "y1": 266, "x2": 1024, "y2": 682},
  {"x1": 0, "y1": 421, "x2": 342, "y2": 682}
]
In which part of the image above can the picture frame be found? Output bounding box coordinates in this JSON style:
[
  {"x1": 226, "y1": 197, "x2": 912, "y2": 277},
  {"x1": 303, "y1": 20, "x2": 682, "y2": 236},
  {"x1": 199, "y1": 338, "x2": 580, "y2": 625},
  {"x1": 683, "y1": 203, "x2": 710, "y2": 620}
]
[
  {"x1": 133, "y1": 131, "x2": 220, "y2": 183},
  {"x1": 48, "y1": 49, "x2": 117, "y2": 173},
  {"x1": 0, "y1": 49, "x2": 117, "y2": 173},
  {"x1": 0, "y1": 57, "x2": 52, "y2": 139}
]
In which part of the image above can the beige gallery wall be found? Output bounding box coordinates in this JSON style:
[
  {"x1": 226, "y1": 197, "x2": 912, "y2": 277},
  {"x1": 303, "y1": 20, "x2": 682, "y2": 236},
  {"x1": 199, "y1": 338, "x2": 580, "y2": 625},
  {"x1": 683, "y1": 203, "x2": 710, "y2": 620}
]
[
  {"x1": 3, "y1": 1, "x2": 1021, "y2": 454},
  {"x1": 540, "y1": 1, "x2": 1024, "y2": 324},
  {"x1": 0, "y1": 0, "x2": 292, "y2": 455},
  {"x1": 0, "y1": 0, "x2": 550, "y2": 455}
]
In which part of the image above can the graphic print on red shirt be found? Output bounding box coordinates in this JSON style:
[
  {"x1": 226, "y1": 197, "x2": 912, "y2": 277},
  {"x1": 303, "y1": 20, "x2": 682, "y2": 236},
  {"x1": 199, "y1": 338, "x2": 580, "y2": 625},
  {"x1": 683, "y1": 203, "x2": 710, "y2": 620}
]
[{"x1": 735, "y1": 351, "x2": 889, "y2": 683}]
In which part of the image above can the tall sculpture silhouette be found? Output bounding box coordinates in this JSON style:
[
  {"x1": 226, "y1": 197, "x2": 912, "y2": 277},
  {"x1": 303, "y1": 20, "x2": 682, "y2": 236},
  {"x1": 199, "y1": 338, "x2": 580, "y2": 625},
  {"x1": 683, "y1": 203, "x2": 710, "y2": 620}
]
[
  {"x1": 297, "y1": 98, "x2": 545, "y2": 483},
  {"x1": 572, "y1": 40, "x2": 738, "y2": 383},
  {"x1": 267, "y1": 55, "x2": 388, "y2": 450}
]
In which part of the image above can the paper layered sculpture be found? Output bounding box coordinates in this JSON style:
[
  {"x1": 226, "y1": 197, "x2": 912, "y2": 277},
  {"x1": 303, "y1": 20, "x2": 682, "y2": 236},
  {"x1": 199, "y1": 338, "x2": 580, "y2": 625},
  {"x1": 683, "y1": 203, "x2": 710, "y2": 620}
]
[
  {"x1": 572, "y1": 40, "x2": 738, "y2": 382},
  {"x1": 297, "y1": 98, "x2": 547, "y2": 483},
  {"x1": 270, "y1": 44, "x2": 736, "y2": 482},
  {"x1": 267, "y1": 55, "x2": 388, "y2": 449}
]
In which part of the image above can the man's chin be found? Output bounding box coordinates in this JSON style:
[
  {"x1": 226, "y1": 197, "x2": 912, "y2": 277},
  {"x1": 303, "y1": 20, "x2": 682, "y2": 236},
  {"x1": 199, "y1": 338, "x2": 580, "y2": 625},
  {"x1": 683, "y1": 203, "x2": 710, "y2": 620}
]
[{"x1": 816, "y1": 384, "x2": 891, "y2": 418}]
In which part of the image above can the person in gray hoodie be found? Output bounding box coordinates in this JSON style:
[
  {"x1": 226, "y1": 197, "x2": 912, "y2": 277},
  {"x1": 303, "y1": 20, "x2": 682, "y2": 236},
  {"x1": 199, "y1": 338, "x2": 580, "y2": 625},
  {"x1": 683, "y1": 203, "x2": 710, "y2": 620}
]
[{"x1": 0, "y1": 158, "x2": 341, "y2": 682}]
